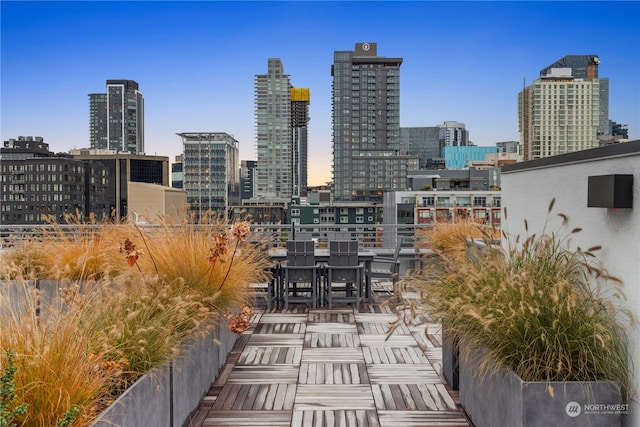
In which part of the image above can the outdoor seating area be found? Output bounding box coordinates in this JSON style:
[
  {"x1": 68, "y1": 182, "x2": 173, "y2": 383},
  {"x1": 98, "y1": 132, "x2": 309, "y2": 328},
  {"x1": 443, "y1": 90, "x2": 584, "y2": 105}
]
[{"x1": 262, "y1": 238, "x2": 405, "y2": 310}]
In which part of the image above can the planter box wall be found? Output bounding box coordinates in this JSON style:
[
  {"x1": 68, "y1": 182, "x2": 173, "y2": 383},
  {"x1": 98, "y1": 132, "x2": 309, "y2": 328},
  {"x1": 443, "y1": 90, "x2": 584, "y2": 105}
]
[
  {"x1": 91, "y1": 365, "x2": 172, "y2": 427},
  {"x1": 459, "y1": 345, "x2": 623, "y2": 427},
  {"x1": 2, "y1": 280, "x2": 239, "y2": 427},
  {"x1": 171, "y1": 326, "x2": 222, "y2": 426},
  {"x1": 441, "y1": 331, "x2": 459, "y2": 390},
  {"x1": 92, "y1": 323, "x2": 238, "y2": 427}
]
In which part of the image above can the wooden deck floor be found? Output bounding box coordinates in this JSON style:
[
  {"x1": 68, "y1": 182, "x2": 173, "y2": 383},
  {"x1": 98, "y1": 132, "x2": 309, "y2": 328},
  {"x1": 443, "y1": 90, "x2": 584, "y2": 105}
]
[{"x1": 187, "y1": 298, "x2": 472, "y2": 427}]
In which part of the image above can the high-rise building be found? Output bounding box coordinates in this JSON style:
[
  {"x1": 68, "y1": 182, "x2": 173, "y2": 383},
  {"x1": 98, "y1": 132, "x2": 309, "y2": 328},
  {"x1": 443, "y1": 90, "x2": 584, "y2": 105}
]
[
  {"x1": 438, "y1": 121, "x2": 470, "y2": 148},
  {"x1": 400, "y1": 122, "x2": 470, "y2": 169},
  {"x1": 518, "y1": 55, "x2": 607, "y2": 160},
  {"x1": 89, "y1": 80, "x2": 144, "y2": 154},
  {"x1": 331, "y1": 43, "x2": 418, "y2": 201},
  {"x1": 171, "y1": 155, "x2": 184, "y2": 189},
  {"x1": 178, "y1": 132, "x2": 239, "y2": 218},
  {"x1": 291, "y1": 88, "x2": 310, "y2": 197},
  {"x1": 240, "y1": 160, "x2": 257, "y2": 201},
  {"x1": 400, "y1": 127, "x2": 440, "y2": 169},
  {"x1": 254, "y1": 59, "x2": 309, "y2": 199}
]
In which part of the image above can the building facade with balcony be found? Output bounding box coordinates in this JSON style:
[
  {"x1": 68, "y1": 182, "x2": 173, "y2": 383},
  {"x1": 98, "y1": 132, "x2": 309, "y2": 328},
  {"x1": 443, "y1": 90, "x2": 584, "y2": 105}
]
[
  {"x1": 178, "y1": 132, "x2": 239, "y2": 219},
  {"x1": 1, "y1": 138, "x2": 171, "y2": 224},
  {"x1": 332, "y1": 42, "x2": 418, "y2": 202},
  {"x1": 383, "y1": 190, "x2": 502, "y2": 227},
  {"x1": 255, "y1": 59, "x2": 309, "y2": 199},
  {"x1": 89, "y1": 79, "x2": 144, "y2": 154},
  {"x1": 1, "y1": 137, "x2": 85, "y2": 224},
  {"x1": 518, "y1": 55, "x2": 608, "y2": 161}
]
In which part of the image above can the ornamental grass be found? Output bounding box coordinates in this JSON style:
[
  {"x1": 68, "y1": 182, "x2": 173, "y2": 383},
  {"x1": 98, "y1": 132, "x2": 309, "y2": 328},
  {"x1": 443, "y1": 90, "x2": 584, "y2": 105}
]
[
  {"x1": 0, "y1": 282, "x2": 113, "y2": 426},
  {"x1": 0, "y1": 214, "x2": 270, "y2": 425},
  {"x1": 404, "y1": 200, "x2": 632, "y2": 399}
]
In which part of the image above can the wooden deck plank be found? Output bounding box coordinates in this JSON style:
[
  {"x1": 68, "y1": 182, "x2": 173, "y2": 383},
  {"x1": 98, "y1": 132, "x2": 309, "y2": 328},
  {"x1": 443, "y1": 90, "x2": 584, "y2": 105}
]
[
  {"x1": 377, "y1": 410, "x2": 470, "y2": 427},
  {"x1": 240, "y1": 384, "x2": 260, "y2": 410},
  {"x1": 306, "y1": 322, "x2": 358, "y2": 333},
  {"x1": 367, "y1": 364, "x2": 440, "y2": 384},
  {"x1": 226, "y1": 365, "x2": 299, "y2": 384},
  {"x1": 359, "y1": 335, "x2": 419, "y2": 347},
  {"x1": 301, "y1": 347, "x2": 364, "y2": 363},
  {"x1": 299, "y1": 362, "x2": 369, "y2": 385},
  {"x1": 304, "y1": 332, "x2": 361, "y2": 348},
  {"x1": 247, "y1": 333, "x2": 304, "y2": 346},
  {"x1": 258, "y1": 313, "x2": 308, "y2": 323},
  {"x1": 294, "y1": 384, "x2": 375, "y2": 410},
  {"x1": 292, "y1": 410, "x2": 379, "y2": 427},
  {"x1": 254, "y1": 322, "x2": 306, "y2": 334},
  {"x1": 203, "y1": 410, "x2": 291, "y2": 426},
  {"x1": 354, "y1": 313, "x2": 399, "y2": 323}
]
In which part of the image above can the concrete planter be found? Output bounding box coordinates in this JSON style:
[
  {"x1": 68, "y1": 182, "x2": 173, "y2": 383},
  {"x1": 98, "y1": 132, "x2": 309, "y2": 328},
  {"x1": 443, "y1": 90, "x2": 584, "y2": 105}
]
[
  {"x1": 441, "y1": 328, "x2": 459, "y2": 390},
  {"x1": 459, "y1": 345, "x2": 624, "y2": 427},
  {"x1": 92, "y1": 322, "x2": 238, "y2": 427}
]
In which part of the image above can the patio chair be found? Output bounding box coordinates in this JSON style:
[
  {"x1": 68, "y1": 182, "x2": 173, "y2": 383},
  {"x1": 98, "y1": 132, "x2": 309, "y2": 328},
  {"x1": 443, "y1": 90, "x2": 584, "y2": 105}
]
[
  {"x1": 369, "y1": 237, "x2": 403, "y2": 301},
  {"x1": 324, "y1": 240, "x2": 365, "y2": 309},
  {"x1": 281, "y1": 240, "x2": 321, "y2": 309}
]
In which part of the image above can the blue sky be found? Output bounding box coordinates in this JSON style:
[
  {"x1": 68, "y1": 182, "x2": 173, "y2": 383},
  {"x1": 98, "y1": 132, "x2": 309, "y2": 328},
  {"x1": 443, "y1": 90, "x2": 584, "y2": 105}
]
[{"x1": 2, "y1": 1, "x2": 639, "y2": 185}]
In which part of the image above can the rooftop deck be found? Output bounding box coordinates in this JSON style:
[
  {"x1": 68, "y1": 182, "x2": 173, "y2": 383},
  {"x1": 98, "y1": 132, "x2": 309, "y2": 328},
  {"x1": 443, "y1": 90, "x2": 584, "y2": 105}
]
[{"x1": 187, "y1": 293, "x2": 473, "y2": 427}]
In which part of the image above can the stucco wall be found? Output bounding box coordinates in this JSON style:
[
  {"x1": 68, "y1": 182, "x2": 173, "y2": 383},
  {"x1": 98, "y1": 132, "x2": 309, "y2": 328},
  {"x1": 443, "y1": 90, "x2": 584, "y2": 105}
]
[
  {"x1": 501, "y1": 143, "x2": 640, "y2": 427},
  {"x1": 128, "y1": 181, "x2": 187, "y2": 223}
]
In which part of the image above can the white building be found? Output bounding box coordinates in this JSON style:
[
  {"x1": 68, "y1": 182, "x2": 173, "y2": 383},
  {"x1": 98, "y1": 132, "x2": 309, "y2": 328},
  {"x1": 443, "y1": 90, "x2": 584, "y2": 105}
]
[{"x1": 518, "y1": 56, "x2": 605, "y2": 161}]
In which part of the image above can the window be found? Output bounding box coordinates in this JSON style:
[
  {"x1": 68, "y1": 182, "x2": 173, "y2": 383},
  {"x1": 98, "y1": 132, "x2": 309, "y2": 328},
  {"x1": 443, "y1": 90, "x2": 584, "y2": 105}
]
[
  {"x1": 473, "y1": 197, "x2": 487, "y2": 207},
  {"x1": 437, "y1": 196, "x2": 451, "y2": 207},
  {"x1": 356, "y1": 216, "x2": 364, "y2": 223},
  {"x1": 291, "y1": 208, "x2": 300, "y2": 216},
  {"x1": 340, "y1": 216, "x2": 349, "y2": 223},
  {"x1": 421, "y1": 197, "x2": 435, "y2": 207}
]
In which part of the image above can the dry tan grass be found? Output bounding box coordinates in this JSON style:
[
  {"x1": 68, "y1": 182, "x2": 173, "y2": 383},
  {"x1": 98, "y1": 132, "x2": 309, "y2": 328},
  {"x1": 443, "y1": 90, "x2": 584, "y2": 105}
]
[
  {"x1": 122, "y1": 214, "x2": 271, "y2": 311},
  {"x1": 415, "y1": 219, "x2": 500, "y2": 259},
  {"x1": 0, "y1": 279, "x2": 116, "y2": 426},
  {"x1": 0, "y1": 214, "x2": 272, "y2": 424},
  {"x1": 1, "y1": 214, "x2": 130, "y2": 281},
  {"x1": 404, "y1": 202, "x2": 631, "y2": 399}
]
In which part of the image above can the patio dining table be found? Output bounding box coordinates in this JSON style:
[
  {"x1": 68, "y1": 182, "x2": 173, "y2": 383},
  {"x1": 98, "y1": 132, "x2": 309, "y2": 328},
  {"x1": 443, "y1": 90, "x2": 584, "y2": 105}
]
[{"x1": 268, "y1": 247, "x2": 377, "y2": 305}]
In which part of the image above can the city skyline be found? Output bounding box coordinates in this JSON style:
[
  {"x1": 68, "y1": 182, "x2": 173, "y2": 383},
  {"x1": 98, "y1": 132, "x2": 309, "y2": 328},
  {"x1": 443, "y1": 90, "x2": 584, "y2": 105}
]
[{"x1": 2, "y1": 1, "x2": 639, "y2": 186}]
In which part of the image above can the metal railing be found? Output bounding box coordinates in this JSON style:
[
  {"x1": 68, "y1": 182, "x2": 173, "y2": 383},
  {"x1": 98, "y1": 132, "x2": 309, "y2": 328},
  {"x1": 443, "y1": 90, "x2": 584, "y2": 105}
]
[{"x1": 0, "y1": 223, "x2": 428, "y2": 250}]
